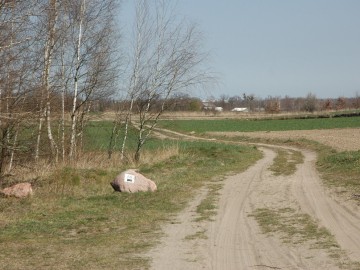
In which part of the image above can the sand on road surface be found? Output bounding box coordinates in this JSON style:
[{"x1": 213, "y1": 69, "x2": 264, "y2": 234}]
[{"x1": 148, "y1": 146, "x2": 360, "y2": 269}]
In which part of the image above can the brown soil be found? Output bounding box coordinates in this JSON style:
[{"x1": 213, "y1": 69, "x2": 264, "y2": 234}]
[{"x1": 208, "y1": 128, "x2": 360, "y2": 152}]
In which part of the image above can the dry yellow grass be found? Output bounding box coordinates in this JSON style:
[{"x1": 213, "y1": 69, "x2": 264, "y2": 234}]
[{"x1": 7, "y1": 145, "x2": 180, "y2": 186}]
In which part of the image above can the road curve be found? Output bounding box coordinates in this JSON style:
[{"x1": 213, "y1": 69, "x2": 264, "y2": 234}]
[
  {"x1": 292, "y1": 149, "x2": 360, "y2": 262},
  {"x1": 149, "y1": 146, "x2": 360, "y2": 269}
]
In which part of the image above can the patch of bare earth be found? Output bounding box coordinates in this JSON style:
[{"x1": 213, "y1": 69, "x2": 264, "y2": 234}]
[
  {"x1": 148, "y1": 146, "x2": 360, "y2": 269},
  {"x1": 208, "y1": 128, "x2": 360, "y2": 152}
]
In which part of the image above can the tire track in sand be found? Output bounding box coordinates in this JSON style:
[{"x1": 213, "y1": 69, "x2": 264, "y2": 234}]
[
  {"x1": 292, "y1": 149, "x2": 360, "y2": 262},
  {"x1": 149, "y1": 146, "x2": 360, "y2": 269}
]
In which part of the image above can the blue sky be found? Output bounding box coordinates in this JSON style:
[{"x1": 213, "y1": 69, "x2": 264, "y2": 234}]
[{"x1": 119, "y1": 1, "x2": 360, "y2": 99}]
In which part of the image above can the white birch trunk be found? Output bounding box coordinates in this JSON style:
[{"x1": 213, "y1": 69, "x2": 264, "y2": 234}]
[
  {"x1": 35, "y1": 0, "x2": 58, "y2": 162},
  {"x1": 61, "y1": 42, "x2": 66, "y2": 162},
  {"x1": 34, "y1": 109, "x2": 44, "y2": 162},
  {"x1": 7, "y1": 124, "x2": 19, "y2": 173},
  {"x1": 69, "y1": 0, "x2": 85, "y2": 160},
  {"x1": 120, "y1": 2, "x2": 145, "y2": 159},
  {"x1": 44, "y1": 0, "x2": 58, "y2": 162},
  {"x1": 78, "y1": 101, "x2": 91, "y2": 153},
  {"x1": 120, "y1": 98, "x2": 134, "y2": 160}
]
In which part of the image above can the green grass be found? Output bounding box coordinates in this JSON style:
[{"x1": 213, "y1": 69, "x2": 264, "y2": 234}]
[
  {"x1": 269, "y1": 149, "x2": 304, "y2": 176},
  {"x1": 317, "y1": 149, "x2": 360, "y2": 197},
  {"x1": 84, "y1": 121, "x2": 140, "y2": 152},
  {"x1": 84, "y1": 121, "x2": 176, "y2": 155},
  {"x1": 158, "y1": 116, "x2": 360, "y2": 133},
  {"x1": 0, "y1": 139, "x2": 261, "y2": 270},
  {"x1": 251, "y1": 207, "x2": 339, "y2": 248},
  {"x1": 195, "y1": 183, "x2": 222, "y2": 222}
]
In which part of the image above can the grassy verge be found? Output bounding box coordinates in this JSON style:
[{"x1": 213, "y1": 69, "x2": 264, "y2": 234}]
[
  {"x1": 0, "y1": 140, "x2": 261, "y2": 270},
  {"x1": 317, "y1": 150, "x2": 360, "y2": 193}
]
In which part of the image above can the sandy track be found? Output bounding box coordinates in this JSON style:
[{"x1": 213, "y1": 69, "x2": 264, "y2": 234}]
[
  {"x1": 149, "y1": 146, "x2": 360, "y2": 269},
  {"x1": 292, "y1": 150, "x2": 360, "y2": 262}
]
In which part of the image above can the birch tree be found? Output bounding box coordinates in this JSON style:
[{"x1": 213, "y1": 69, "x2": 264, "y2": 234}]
[
  {"x1": 33, "y1": 0, "x2": 60, "y2": 162},
  {"x1": 0, "y1": 0, "x2": 120, "y2": 174},
  {"x1": 0, "y1": 0, "x2": 37, "y2": 175},
  {"x1": 114, "y1": 0, "x2": 211, "y2": 162},
  {"x1": 62, "y1": 0, "x2": 120, "y2": 160}
]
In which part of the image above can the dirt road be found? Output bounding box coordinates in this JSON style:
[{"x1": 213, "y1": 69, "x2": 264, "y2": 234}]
[{"x1": 148, "y1": 146, "x2": 360, "y2": 269}]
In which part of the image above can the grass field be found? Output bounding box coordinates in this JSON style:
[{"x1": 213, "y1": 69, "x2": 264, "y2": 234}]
[
  {"x1": 158, "y1": 116, "x2": 360, "y2": 133},
  {"x1": 84, "y1": 121, "x2": 172, "y2": 153}
]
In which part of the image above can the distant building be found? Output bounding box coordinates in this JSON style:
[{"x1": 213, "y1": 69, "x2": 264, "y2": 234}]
[
  {"x1": 231, "y1": 107, "x2": 249, "y2": 112},
  {"x1": 202, "y1": 100, "x2": 215, "y2": 110}
]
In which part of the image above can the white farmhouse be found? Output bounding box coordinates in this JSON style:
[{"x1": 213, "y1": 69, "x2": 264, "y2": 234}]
[{"x1": 231, "y1": 107, "x2": 249, "y2": 112}]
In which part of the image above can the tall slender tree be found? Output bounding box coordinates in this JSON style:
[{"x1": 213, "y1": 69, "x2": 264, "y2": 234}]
[
  {"x1": 64, "y1": 0, "x2": 120, "y2": 160},
  {"x1": 112, "y1": 0, "x2": 212, "y2": 162},
  {"x1": 0, "y1": 0, "x2": 37, "y2": 175},
  {"x1": 0, "y1": 0, "x2": 121, "y2": 173}
]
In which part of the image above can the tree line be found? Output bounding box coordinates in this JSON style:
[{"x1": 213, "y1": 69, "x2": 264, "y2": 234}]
[
  {"x1": 0, "y1": 0, "x2": 210, "y2": 177},
  {"x1": 93, "y1": 92, "x2": 360, "y2": 114},
  {"x1": 2, "y1": 0, "x2": 358, "y2": 178},
  {"x1": 213, "y1": 93, "x2": 360, "y2": 113}
]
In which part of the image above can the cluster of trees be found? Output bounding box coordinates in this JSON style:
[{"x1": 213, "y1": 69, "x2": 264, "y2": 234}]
[
  {"x1": 214, "y1": 93, "x2": 360, "y2": 113},
  {"x1": 0, "y1": 0, "x2": 120, "y2": 175},
  {"x1": 0, "y1": 0, "x2": 121, "y2": 174},
  {"x1": 0, "y1": 0, "x2": 210, "y2": 176},
  {"x1": 173, "y1": 93, "x2": 360, "y2": 113},
  {"x1": 97, "y1": 92, "x2": 360, "y2": 115}
]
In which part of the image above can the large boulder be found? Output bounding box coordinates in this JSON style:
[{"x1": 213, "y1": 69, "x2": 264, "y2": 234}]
[
  {"x1": 1, "y1": 182, "x2": 33, "y2": 198},
  {"x1": 110, "y1": 169, "x2": 157, "y2": 193}
]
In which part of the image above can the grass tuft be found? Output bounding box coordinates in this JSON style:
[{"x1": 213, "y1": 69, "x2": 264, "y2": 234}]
[
  {"x1": 269, "y1": 149, "x2": 304, "y2": 176},
  {"x1": 251, "y1": 208, "x2": 340, "y2": 249},
  {"x1": 195, "y1": 183, "x2": 222, "y2": 222},
  {"x1": 250, "y1": 207, "x2": 360, "y2": 269}
]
